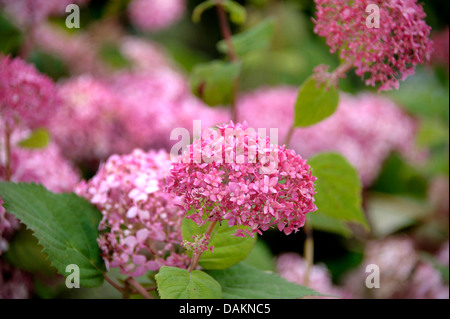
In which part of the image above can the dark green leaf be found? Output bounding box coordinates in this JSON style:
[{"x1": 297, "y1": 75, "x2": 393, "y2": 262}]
[
  {"x1": 0, "y1": 182, "x2": 106, "y2": 287},
  {"x1": 294, "y1": 77, "x2": 339, "y2": 127}
]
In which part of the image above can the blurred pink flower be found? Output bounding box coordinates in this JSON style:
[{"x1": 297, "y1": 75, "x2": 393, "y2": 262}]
[
  {"x1": 237, "y1": 87, "x2": 420, "y2": 186},
  {"x1": 0, "y1": 55, "x2": 58, "y2": 130},
  {"x1": 313, "y1": 0, "x2": 433, "y2": 91},
  {"x1": 50, "y1": 75, "x2": 132, "y2": 163},
  {"x1": 75, "y1": 149, "x2": 190, "y2": 277},
  {"x1": 0, "y1": 260, "x2": 33, "y2": 299},
  {"x1": 430, "y1": 27, "x2": 449, "y2": 72},
  {"x1": 167, "y1": 121, "x2": 317, "y2": 237},
  {"x1": 0, "y1": 0, "x2": 90, "y2": 27},
  {"x1": 276, "y1": 252, "x2": 350, "y2": 298},
  {"x1": 128, "y1": 0, "x2": 186, "y2": 32}
]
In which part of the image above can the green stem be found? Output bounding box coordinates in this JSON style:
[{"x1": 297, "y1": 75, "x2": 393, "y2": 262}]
[
  {"x1": 303, "y1": 221, "x2": 314, "y2": 287},
  {"x1": 188, "y1": 220, "x2": 218, "y2": 272},
  {"x1": 216, "y1": 0, "x2": 239, "y2": 122}
]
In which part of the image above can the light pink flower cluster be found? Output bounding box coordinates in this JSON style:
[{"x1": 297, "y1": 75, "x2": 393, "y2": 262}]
[
  {"x1": 345, "y1": 237, "x2": 449, "y2": 299},
  {"x1": 313, "y1": 0, "x2": 433, "y2": 91},
  {"x1": 0, "y1": 260, "x2": 33, "y2": 299},
  {"x1": 119, "y1": 37, "x2": 173, "y2": 73},
  {"x1": 237, "y1": 87, "x2": 419, "y2": 186},
  {"x1": 182, "y1": 234, "x2": 214, "y2": 255},
  {"x1": 0, "y1": 55, "x2": 58, "y2": 130},
  {"x1": 128, "y1": 0, "x2": 186, "y2": 32},
  {"x1": 1, "y1": 126, "x2": 80, "y2": 251},
  {"x1": 110, "y1": 71, "x2": 230, "y2": 151},
  {"x1": 0, "y1": 0, "x2": 89, "y2": 27},
  {"x1": 167, "y1": 121, "x2": 317, "y2": 237},
  {"x1": 276, "y1": 253, "x2": 350, "y2": 298},
  {"x1": 75, "y1": 149, "x2": 190, "y2": 277},
  {"x1": 50, "y1": 75, "x2": 132, "y2": 163}
]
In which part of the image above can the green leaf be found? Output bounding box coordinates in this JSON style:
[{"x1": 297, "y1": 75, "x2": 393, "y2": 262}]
[
  {"x1": 0, "y1": 182, "x2": 106, "y2": 287},
  {"x1": 156, "y1": 266, "x2": 222, "y2": 299},
  {"x1": 242, "y1": 238, "x2": 275, "y2": 271},
  {"x1": 0, "y1": 12, "x2": 23, "y2": 55},
  {"x1": 307, "y1": 212, "x2": 353, "y2": 238},
  {"x1": 17, "y1": 128, "x2": 50, "y2": 149},
  {"x1": 190, "y1": 60, "x2": 241, "y2": 106},
  {"x1": 3, "y1": 228, "x2": 56, "y2": 277},
  {"x1": 217, "y1": 18, "x2": 275, "y2": 57},
  {"x1": 208, "y1": 263, "x2": 325, "y2": 299},
  {"x1": 294, "y1": 77, "x2": 339, "y2": 127},
  {"x1": 99, "y1": 42, "x2": 131, "y2": 70},
  {"x1": 308, "y1": 153, "x2": 369, "y2": 230},
  {"x1": 182, "y1": 218, "x2": 256, "y2": 270},
  {"x1": 192, "y1": 0, "x2": 246, "y2": 25}
]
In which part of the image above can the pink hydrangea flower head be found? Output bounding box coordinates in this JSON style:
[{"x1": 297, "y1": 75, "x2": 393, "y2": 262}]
[
  {"x1": 111, "y1": 71, "x2": 230, "y2": 152},
  {"x1": 237, "y1": 87, "x2": 420, "y2": 186},
  {"x1": 313, "y1": 0, "x2": 433, "y2": 91},
  {"x1": 75, "y1": 149, "x2": 190, "y2": 277},
  {"x1": 128, "y1": 0, "x2": 186, "y2": 32},
  {"x1": 50, "y1": 75, "x2": 133, "y2": 163},
  {"x1": 0, "y1": 55, "x2": 58, "y2": 130},
  {"x1": 167, "y1": 121, "x2": 317, "y2": 237},
  {"x1": 276, "y1": 253, "x2": 350, "y2": 298}
]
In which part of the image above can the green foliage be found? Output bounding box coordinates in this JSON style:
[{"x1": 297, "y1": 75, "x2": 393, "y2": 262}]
[
  {"x1": 27, "y1": 50, "x2": 69, "y2": 80},
  {"x1": 0, "y1": 12, "x2": 23, "y2": 55},
  {"x1": 17, "y1": 128, "x2": 50, "y2": 149},
  {"x1": 182, "y1": 219, "x2": 256, "y2": 269},
  {"x1": 308, "y1": 153, "x2": 369, "y2": 231},
  {"x1": 208, "y1": 263, "x2": 326, "y2": 298},
  {"x1": 307, "y1": 212, "x2": 353, "y2": 238},
  {"x1": 294, "y1": 77, "x2": 339, "y2": 127},
  {"x1": 99, "y1": 42, "x2": 132, "y2": 70},
  {"x1": 156, "y1": 266, "x2": 222, "y2": 299},
  {"x1": 3, "y1": 228, "x2": 56, "y2": 277},
  {"x1": 0, "y1": 182, "x2": 106, "y2": 287},
  {"x1": 217, "y1": 18, "x2": 275, "y2": 57},
  {"x1": 190, "y1": 60, "x2": 241, "y2": 106},
  {"x1": 242, "y1": 238, "x2": 275, "y2": 271}
]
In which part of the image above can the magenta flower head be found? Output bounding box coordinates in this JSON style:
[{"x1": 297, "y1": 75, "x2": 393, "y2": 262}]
[
  {"x1": 75, "y1": 149, "x2": 190, "y2": 277},
  {"x1": 313, "y1": 0, "x2": 433, "y2": 91},
  {"x1": 0, "y1": 55, "x2": 58, "y2": 130},
  {"x1": 166, "y1": 121, "x2": 317, "y2": 237}
]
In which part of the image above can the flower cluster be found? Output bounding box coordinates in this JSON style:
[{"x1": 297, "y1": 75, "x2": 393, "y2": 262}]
[
  {"x1": 50, "y1": 75, "x2": 132, "y2": 163},
  {"x1": 128, "y1": 0, "x2": 186, "y2": 32},
  {"x1": 313, "y1": 0, "x2": 433, "y2": 91},
  {"x1": 276, "y1": 253, "x2": 350, "y2": 298},
  {"x1": 75, "y1": 149, "x2": 190, "y2": 277},
  {"x1": 182, "y1": 234, "x2": 214, "y2": 255},
  {"x1": 237, "y1": 87, "x2": 420, "y2": 186},
  {"x1": 0, "y1": 55, "x2": 58, "y2": 130},
  {"x1": 166, "y1": 121, "x2": 317, "y2": 237},
  {"x1": 344, "y1": 237, "x2": 449, "y2": 299},
  {"x1": 110, "y1": 71, "x2": 230, "y2": 152}
]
